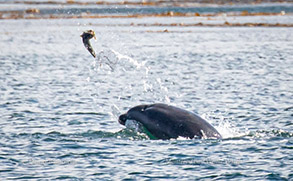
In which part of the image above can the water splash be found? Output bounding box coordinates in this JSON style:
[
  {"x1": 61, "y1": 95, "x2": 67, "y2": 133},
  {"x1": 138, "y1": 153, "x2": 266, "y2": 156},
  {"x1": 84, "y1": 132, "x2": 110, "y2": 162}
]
[
  {"x1": 110, "y1": 104, "x2": 121, "y2": 119},
  {"x1": 86, "y1": 46, "x2": 172, "y2": 118},
  {"x1": 94, "y1": 49, "x2": 146, "y2": 72},
  {"x1": 125, "y1": 119, "x2": 144, "y2": 133},
  {"x1": 124, "y1": 119, "x2": 158, "y2": 140},
  {"x1": 202, "y1": 111, "x2": 293, "y2": 140},
  {"x1": 216, "y1": 120, "x2": 244, "y2": 139},
  {"x1": 202, "y1": 111, "x2": 244, "y2": 139}
]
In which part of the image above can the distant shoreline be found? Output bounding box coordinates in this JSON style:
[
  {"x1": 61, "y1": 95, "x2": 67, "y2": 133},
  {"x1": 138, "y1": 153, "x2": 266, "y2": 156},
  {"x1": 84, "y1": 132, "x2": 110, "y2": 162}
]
[
  {"x1": 1, "y1": 0, "x2": 293, "y2": 6},
  {"x1": 1, "y1": 0, "x2": 293, "y2": 28}
]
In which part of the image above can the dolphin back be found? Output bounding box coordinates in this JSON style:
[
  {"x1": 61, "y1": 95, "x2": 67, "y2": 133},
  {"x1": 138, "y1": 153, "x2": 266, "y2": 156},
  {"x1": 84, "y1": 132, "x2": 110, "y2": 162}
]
[{"x1": 144, "y1": 104, "x2": 222, "y2": 139}]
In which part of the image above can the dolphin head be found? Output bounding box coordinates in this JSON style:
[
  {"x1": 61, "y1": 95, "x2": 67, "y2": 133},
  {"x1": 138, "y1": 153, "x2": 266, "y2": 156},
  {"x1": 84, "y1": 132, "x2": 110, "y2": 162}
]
[
  {"x1": 118, "y1": 105, "x2": 148, "y2": 126},
  {"x1": 118, "y1": 105, "x2": 160, "y2": 139}
]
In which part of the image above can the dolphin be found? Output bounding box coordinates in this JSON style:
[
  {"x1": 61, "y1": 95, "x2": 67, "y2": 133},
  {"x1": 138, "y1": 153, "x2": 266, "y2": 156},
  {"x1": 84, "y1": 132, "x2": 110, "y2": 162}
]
[{"x1": 118, "y1": 103, "x2": 222, "y2": 140}]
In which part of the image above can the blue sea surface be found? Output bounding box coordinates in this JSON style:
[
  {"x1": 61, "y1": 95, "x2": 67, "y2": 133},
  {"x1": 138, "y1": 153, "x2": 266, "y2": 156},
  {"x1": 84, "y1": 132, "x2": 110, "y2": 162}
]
[{"x1": 0, "y1": 3, "x2": 293, "y2": 180}]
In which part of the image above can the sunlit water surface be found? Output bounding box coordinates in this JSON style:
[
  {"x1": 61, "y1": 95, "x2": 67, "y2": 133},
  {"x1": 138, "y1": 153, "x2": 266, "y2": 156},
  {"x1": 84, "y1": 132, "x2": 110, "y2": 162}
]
[{"x1": 0, "y1": 16, "x2": 292, "y2": 180}]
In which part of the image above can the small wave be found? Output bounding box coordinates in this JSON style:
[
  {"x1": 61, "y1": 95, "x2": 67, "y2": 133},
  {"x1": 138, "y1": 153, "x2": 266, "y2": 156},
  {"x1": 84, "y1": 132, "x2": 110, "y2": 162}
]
[
  {"x1": 248, "y1": 129, "x2": 293, "y2": 138},
  {"x1": 159, "y1": 157, "x2": 241, "y2": 166},
  {"x1": 79, "y1": 129, "x2": 149, "y2": 140},
  {"x1": 216, "y1": 129, "x2": 293, "y2": 141},
  {"x1": 5, "y1": 129, "x2": 149, "y2": 142}
]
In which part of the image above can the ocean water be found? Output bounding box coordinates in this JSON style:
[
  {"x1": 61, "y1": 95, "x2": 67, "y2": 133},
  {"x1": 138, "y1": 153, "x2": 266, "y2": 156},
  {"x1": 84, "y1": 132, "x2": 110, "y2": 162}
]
[{"x1": 1, "y1": 4, "x2": 293, "y2": 180}]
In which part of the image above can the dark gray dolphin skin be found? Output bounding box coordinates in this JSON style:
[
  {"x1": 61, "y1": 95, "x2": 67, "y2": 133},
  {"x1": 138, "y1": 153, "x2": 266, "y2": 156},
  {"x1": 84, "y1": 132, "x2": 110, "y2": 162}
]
[
  {"x1": 81, "y1": 30, "x2": 96, "y2": 58},
  {"x1": 118, "y1": 103, "x2": 222, "y2": 140}
]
